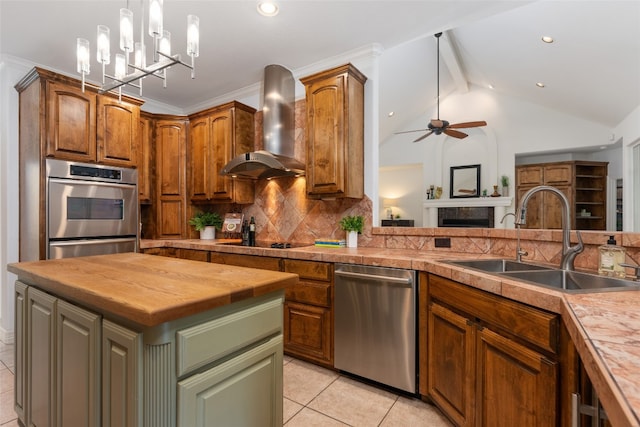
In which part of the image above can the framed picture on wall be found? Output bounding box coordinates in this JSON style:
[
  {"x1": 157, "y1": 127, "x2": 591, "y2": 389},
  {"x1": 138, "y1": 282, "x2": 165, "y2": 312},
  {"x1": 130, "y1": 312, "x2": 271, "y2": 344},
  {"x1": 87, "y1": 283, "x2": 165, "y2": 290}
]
[{"x1": 450, "y1": 164, "x2": 481, "y2": 198}]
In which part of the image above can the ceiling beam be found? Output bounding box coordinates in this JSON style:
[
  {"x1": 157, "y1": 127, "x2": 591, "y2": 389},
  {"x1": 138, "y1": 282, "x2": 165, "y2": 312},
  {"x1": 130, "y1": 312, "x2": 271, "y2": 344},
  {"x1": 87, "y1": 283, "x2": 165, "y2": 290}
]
[{"x1": 440, "y1": 31, "x2": 468, "y2": 94}]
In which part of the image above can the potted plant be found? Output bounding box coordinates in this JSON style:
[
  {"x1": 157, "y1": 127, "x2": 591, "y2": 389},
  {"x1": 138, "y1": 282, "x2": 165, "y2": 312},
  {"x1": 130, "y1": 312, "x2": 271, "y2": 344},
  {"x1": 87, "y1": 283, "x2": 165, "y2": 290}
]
[
  {"x1": 500, "y1": 175, "x2": 510, "y2": 197},
  {"x1": 189, "y1": 211, "x2": 223, "y2": 240},
  {"x1": 339, "y1": 215, "x2": 364, "y2": 248}
]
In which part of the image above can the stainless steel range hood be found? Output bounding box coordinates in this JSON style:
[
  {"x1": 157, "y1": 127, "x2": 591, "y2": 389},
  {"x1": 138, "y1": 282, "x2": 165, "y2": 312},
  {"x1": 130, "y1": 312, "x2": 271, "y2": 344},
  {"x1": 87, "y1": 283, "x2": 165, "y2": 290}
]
[{"x1": 220, "y1": 64, "x2": 305, "y2": 179}]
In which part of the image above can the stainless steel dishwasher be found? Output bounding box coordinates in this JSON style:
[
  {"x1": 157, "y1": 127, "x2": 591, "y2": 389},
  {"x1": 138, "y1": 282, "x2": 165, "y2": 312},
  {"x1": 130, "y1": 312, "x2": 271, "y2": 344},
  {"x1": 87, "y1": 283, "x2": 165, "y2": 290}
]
[{"x1": 334, "y1": 263, "x2": 417, "y2": 393}]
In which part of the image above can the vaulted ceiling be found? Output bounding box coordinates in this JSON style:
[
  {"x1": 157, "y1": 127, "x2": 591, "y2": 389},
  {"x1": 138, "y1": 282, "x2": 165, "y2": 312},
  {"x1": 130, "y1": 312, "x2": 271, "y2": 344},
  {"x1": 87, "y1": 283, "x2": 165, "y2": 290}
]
[{"x1": 2, "y1": 1, "x2": 639, "y2": 136}]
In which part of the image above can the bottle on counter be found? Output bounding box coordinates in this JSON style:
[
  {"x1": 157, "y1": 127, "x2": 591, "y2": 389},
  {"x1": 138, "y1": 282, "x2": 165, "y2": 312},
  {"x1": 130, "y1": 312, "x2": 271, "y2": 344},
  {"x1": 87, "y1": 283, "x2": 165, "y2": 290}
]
[
  {"x1": 249, "y1": 216, "x2": 256, "y2": 246},
  {"x1": 241, "y1": 220, "x2": 250, "y2": 246},
  {"x1": 598, "y1": 235, "x2": 626, "y2": 278}
]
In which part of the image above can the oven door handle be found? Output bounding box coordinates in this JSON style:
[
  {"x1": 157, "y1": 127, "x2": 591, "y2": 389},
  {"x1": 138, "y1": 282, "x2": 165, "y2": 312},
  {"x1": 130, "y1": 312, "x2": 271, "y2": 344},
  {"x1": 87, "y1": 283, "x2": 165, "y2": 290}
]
[
  {"x1": 334, "y1": 270, "x2": 413, "y2": 285},
  {"x1": 49, "y1": 177, "x2": 136, "y2": 190},
  {"x1": 49, "y1": 237, "x2": 137, "y2": 247}
]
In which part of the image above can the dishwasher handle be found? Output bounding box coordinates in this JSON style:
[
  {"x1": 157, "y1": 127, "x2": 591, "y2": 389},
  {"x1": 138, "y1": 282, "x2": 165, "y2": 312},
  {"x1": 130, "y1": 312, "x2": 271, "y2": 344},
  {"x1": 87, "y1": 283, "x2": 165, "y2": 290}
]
[{"x1": 335, "y1": 269, "x2": 413, "y2": 285}]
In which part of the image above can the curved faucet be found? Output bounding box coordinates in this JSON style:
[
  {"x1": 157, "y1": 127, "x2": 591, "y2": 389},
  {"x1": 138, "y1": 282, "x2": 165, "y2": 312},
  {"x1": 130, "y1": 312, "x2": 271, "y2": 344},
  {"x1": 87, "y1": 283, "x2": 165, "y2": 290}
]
[{"x1": 514, "y1": 185, "x2": 583, "y2": 270}]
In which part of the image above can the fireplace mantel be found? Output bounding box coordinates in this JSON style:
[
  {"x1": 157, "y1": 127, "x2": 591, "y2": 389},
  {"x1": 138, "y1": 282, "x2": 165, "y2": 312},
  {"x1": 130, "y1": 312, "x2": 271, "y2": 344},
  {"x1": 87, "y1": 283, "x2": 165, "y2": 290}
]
[{"x1": 423, "y1": 197, "x2": 514, "y2": 228}]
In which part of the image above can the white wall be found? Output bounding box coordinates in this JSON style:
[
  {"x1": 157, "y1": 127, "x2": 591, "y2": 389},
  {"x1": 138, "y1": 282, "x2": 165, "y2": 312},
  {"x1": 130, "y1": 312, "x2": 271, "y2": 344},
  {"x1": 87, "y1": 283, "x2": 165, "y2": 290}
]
[
  {"x1": 0, "y1": 57, "x2": 31, "y2": 342},
  {"x1": 379, "y1": 164, "x2": 423, "y2": 226}
]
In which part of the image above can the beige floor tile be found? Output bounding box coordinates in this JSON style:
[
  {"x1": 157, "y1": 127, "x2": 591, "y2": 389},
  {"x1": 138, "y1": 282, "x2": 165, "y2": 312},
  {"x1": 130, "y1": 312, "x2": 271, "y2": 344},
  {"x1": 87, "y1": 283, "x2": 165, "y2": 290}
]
[
  {"x1": 283, "y1": 397, "x2": 303, "y2": 424},
  {"x1": 0, "y1": 420, "x2": 20, "y2": 427},
  {"x1": 308, "y1": 376, "x2": 398, "y2": 426},
  {"x1": 0, "y1": 367, "x2": 12, "y2": 395},
  {"x1": 284, "y1": 407, "x2": 349, "y2": 426},
  {"x1": 380, "y1": 396, "x2": 454, "y2": 427},
  {"x1": 0, "y1": 389, "x2": 17, "y2": 425},
  {"x1": 283, "y1": 359, "x2": 339, "y2": 406}
]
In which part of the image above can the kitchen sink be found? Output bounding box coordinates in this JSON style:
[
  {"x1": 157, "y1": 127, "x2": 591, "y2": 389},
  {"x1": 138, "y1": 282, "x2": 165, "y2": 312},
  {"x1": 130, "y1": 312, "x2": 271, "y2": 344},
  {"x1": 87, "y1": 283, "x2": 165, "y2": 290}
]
[
  {"x1": 446, "y1": 259, "x2": 555, "y2": 273},
  {"x1": 501, "y1": 269, "x2": 640, "y2": 292}
]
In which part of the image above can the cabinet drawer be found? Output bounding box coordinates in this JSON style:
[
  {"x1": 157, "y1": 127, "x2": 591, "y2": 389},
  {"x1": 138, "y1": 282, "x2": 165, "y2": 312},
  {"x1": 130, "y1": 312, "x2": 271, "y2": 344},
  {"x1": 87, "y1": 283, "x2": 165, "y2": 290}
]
[
  {"x1": 428, "y1": 274, "x2": 558, "y2": 354},
  {"x1": 283, "y1": 259, "x2": 332, "y2": 281},
  {"x1": 210, "y1": 253, "x2": 281, "y2": 271},
  {"x1": 176, "y1": 297, "x2": 283, "y2": 377},
  {"x1": 285, "y1": 280, "x2": 331, "y2": 307}
]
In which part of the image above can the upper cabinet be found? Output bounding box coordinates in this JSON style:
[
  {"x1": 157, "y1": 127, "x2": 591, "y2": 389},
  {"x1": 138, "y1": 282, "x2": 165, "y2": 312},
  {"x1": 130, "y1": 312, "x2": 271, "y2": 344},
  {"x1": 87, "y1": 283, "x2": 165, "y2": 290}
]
[
  {"x1": 17, "y1": 67, "x2": 143, "y2": 169},
  {"x1": 301, "y1": 64, "x2": 367, "y2": 199},
  {"x1": 188, "y1": 101, "x2": 256, "y2": 204}
]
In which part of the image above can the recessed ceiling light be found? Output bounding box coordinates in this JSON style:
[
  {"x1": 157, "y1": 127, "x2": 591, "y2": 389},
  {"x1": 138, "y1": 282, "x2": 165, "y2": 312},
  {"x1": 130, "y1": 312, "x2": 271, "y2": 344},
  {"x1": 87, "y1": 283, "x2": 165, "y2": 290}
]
[
  {"x1": 536, "y1": 82, "x2": 546, "y2": 88},
  {"x1": 488, "y1": 84, "x2": 495, "y2": 90},
  {"x1": 388, "y1": 111, "x2": 394, "y2": 117},
  {"x1": 257, "y1": 1, "x2": 279, "y2": 17},
  {"x1": 541, "y1": 36, "x2": 554, "y2": 43}
]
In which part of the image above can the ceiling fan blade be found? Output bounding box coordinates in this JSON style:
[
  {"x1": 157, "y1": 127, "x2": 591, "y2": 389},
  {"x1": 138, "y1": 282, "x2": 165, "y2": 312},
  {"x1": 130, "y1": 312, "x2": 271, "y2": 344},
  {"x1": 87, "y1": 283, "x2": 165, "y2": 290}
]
[
  {"x1": 394, "y1": 129, "x2": 429, "y2": 135},
  {"x1": 448, "y1": 121, "x2": 487, "y2": 129},
  {"x1": 413, "y1": 131, "x2": 434, "y2": 142},
  {"x1": 443, "y1": 129, "x2": 468, "y2": 139}
]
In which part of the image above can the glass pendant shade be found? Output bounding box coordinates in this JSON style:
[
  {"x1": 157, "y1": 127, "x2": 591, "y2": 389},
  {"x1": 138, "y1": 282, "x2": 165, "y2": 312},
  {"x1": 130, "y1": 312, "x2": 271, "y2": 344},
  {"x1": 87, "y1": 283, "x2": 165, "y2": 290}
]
[
  {"x1": 119, "y1": 8, "x2": 134, "y2": 52},
  {"x1": 76, "y1": 38, "x2": 90, "y2": 74},
  {"x1": 186, "y1": 15, "x2": 199, "y2": 57},
  {"x1": 134, "y1": 42, "x2": 146, "y2": 68},
  {"x1": 115, "y1": 53, "x2": 126, "y2": 80},
  {"x1": 96, "y1": 25, "x2": 111, "y2": 64},
  {"x1": 159, "y1": 30, "x2": 171, "y2": 56},
  {"x1": 148, "y1": 0, "x2": 163, "y2": 36}
]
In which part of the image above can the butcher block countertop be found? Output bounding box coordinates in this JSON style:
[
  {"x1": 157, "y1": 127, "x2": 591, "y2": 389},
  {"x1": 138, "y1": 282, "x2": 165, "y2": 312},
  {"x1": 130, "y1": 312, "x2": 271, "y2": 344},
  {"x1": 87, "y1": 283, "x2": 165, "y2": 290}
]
[
  {"x1": 143, "y1": 239, "x2": 640, "y2": 426},
  {"x1": 7, "y1": 252, "x2": 298, "y2": 328}
]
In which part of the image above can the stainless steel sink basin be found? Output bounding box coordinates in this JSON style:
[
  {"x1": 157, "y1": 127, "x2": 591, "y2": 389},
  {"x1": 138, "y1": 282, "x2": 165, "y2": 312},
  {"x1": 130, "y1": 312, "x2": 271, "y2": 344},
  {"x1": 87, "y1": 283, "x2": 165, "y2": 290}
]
[
  {"x1": 500, "y1": 269, "x2": 640, "y2": 293},
  {"x1": 446, "y1": 259, "x2": 555, "y2": 273}
]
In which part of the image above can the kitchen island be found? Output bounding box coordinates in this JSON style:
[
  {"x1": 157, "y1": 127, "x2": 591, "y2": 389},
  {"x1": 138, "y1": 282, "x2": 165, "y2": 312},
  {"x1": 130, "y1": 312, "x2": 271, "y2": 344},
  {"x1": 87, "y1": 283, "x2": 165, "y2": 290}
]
[{"x1": 7, "y1": 252, "x2": 298, "y2": 427}]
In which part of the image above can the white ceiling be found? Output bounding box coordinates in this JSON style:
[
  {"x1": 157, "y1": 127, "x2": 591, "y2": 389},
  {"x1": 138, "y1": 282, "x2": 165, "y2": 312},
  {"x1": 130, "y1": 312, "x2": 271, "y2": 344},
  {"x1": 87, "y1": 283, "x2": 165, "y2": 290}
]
[{"x1": 2, "y1": 1, "x2": 639, "y2": 136}]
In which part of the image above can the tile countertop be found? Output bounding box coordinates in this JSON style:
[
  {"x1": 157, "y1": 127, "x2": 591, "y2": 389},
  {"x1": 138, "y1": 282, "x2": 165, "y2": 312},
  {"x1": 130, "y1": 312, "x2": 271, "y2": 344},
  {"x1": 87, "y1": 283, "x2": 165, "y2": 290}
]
[
  {"x1": 7, "y1": 252, "x2": 298, "y2": 328},
  {"x1": 142, "y1": 239, "x2": 640, "y2": 426}
]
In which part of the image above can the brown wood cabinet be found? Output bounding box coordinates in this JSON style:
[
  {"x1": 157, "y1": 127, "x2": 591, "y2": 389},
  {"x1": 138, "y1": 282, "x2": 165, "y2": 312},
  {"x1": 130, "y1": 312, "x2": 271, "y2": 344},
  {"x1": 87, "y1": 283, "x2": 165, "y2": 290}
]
[
  {"x1": 515, "y1": 161, "x2": 608, "y2": 230},
  {"x1": 300, "y1": 64, "x2": 366, "y2": 199},
  {"x1": 155, "y1": 117, "x2": 188, "y2": 239},
  {"x1": 424, "y1": 273, "x2": 561, "y2": 426},
  {"x1": 282, "y1": 259, "x2": 334, "y2": 368},
  {"x1": 138, "y1": 113, "x2": 154, "y2": 204},
  {"x1": 188, "y1": 102, "x2": 256, "y2": 204}
]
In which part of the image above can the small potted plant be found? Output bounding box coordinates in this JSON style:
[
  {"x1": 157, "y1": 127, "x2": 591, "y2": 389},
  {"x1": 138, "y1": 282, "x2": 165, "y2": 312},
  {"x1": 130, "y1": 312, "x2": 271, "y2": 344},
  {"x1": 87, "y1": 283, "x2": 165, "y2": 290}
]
[
  {"x1": 500, "y1": 175, "x2": 510, "y2": 197},
  {"x1": 339, "y1": 215, "x2": 364, "y2": 248},
  {"x1": 189, "y1": 211, "x2": 223, "y2": 240}
]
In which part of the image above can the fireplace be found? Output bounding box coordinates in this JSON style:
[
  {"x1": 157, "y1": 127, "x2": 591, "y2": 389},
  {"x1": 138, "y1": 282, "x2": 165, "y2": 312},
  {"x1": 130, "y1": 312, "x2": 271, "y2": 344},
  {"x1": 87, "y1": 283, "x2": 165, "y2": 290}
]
[{"x1": 438, "y1": 207, "x2": 494, "y2": 228}]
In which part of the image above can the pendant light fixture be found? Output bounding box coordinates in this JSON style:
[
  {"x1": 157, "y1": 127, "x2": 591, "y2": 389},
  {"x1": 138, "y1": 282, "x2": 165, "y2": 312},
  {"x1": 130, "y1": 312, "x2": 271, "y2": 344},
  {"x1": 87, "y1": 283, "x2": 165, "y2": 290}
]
[{"x1": 76, "y1": 0, "x2": 200, "y2": 98}]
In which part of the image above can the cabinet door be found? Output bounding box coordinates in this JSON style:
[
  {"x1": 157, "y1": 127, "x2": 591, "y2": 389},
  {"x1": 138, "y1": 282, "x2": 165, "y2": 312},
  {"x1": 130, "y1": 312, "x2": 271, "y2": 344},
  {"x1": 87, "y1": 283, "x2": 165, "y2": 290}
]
[
  {"x1": 102, "y1": 319, "x2": 142, "y2": 427},
  {"x1": 96, "y1": 96, "x2": 139, "y2": 167},
  {"x1": 476, "y1": 327, "x2": 558, "y2": 427},
  {"x1": 177, "y1": 335, "x2": 283, "y2": 427},
  {"x1": 155, "y1": 119, "x2": 187, "y2": 238},
  {"x1": 428, "y1": 302, "x2": 476, "y2": 427},
  {"x1": 305, "y1": 74, "x2": 346, "y2": 196},
  {"x1": 283, "y1": 301, "x2": 332, "y2": 366},
  {"x1": 56, "y1": 299, "x2": 101, "y2": 427},
  {"x1": 189, "y1": 116, "x2": 211, "y2": 201},
  {"x1": 14, "y1": 282, "x2": 27, "y2": 426},
  {"x1": 138, "y1": 114, "x2": 154, "y2": 203},
  {"x1": 517, "y1": 185, "x2": 543, "y2": 229},
  {"x1": 27, "y1": 287, "x2": 57, "y2": 427},
  {"x1": 209, "y1": 110, "x2": 234, "y2": 201},
  {"x1": 543, "y1": 184, "x2": 572, "y2": 229},
  {"x1": 46, "y1": 80, "x2": 96, "y2": 162}
]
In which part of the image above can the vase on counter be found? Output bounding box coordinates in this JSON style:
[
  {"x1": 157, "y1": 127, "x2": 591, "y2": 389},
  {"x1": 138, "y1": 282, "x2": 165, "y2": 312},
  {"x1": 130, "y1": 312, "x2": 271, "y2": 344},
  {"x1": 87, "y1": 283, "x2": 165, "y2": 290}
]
[
  {"x1": 347, "y1": 231, "x2": 358, "y2": 248},
  {"x1": 200, "y1": 226, "x2": 216, "y2": 240},
  {"x1": 502, "y1": 186, "x2": 509, "y2": 197}
]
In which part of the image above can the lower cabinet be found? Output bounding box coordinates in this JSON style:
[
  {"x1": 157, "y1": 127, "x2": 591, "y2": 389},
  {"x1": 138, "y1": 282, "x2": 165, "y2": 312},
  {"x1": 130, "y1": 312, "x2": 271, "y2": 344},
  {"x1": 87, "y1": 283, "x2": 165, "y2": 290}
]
[{"x1": 424, "y1": 273, "x2": 562, "y2": 427}]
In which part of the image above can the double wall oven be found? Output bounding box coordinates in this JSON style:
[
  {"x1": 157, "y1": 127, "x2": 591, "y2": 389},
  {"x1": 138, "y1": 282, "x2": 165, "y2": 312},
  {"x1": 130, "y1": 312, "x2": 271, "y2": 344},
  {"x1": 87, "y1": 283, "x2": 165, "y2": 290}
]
[{"x1": 46, "y1": 159, "x2": 138, "y2": 259}]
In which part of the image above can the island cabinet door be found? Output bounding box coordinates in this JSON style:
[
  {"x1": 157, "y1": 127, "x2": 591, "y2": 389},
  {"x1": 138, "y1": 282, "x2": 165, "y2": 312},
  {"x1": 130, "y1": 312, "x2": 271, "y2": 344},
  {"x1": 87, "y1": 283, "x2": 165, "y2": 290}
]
[
  {"x1": 102, "y1": 320, "x2": 143, "y2": 427},
  {"x1": 177, "y1": 335, "x2": 283, "y2": 427},
  {"x1": 56, "y1": 300, "x2": 101, "y2": 427},
  {"x1": 476, "y1": 327, "x2": 558, "y2": 427},
  {"x1": 14, "y1": 282, "x2": 27, "y2": 426},
  {"x1": 27, "y1": 286, "x2": 57, "y2": 427}
]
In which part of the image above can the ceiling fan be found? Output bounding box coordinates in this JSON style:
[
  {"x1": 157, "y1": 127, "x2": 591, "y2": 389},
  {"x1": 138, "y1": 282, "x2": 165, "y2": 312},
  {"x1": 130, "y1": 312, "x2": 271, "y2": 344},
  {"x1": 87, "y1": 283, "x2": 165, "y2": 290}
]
[{"x1": 396, "y1": 32, "x2": 487, "y2": 143}]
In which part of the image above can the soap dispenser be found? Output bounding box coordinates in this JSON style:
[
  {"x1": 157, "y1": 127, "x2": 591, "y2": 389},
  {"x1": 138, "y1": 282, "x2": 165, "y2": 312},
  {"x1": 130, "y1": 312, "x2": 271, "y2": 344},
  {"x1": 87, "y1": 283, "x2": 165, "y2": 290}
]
[{"x1": 598, "y1": 235, "x2": 626, "y2": 278}]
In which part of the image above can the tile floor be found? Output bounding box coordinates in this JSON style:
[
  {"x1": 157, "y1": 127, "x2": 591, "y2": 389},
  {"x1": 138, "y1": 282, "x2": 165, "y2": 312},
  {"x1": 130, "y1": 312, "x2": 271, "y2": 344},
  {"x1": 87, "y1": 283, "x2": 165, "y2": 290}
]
[{"x1": 0, "y1": 339, "x2": 452, "y2": 426}]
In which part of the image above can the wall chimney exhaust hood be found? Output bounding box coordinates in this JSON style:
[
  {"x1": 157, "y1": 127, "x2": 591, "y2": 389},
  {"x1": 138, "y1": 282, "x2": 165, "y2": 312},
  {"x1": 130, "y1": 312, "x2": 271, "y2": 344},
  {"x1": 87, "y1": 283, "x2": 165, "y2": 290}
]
[{"x1": 220, "y1": 64, "x2": 305, "y2": 179}]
